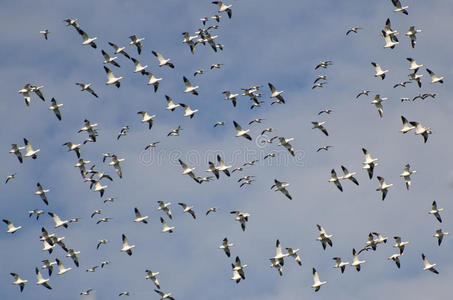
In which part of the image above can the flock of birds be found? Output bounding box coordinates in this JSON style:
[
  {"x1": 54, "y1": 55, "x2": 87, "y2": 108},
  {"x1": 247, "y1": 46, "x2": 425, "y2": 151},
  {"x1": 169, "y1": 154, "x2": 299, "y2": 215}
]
[{"x1": 3, "y1": 0, "x2": 450, "y2": 298}]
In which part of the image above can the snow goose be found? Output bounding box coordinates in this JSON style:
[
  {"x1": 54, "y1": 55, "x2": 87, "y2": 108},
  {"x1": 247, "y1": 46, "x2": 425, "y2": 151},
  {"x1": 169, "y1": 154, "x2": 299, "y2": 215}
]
[
  {"x1": 340, "y1": 166, "x2": 359, "y2": 185},
  {"x1": 76, "y1": 28, "x2": 97, "y2": 48},
  {"x1": 393, "y1": 236, "x2": 409, "y2": 254},
  {"x1": 24, "y1": 138, "x2": 40, "y2": 159},
  {"x1": 393, "y1": 81, "x2": 411, "y2": 88},
  {"x1": 152, "y1": 51, "x2": 175, "y2": 68},
  {"x1": 232, "y1": 256, "x2": 247, "y2": 279},
  {"x1": 433, "y1": 229, "x2": 448, "y2": 246},
  {"x1": 351, "y1": 248, "x2": 366, "y2": 271},
  {"x1": 233, "y1": 121, "x2": 252, "y2": 141},
  {"x1": 5, "y1": 173, "x2": 16, "y2": 184},
  {"x1": 104, "y1": 66, "x2": 123, "y2": 88},
  {"x1": 121, "y1": 234, "x2": 135, "y2": 255},
  {"x1": 391, "y1": 0, "x2": 408, "y2": 15},
  {"x1": 183, "y1": 76, "x2": 199, "y2": 95},
  {"x1": 333, "y1": 257, "x2": 349, "y2": 273},
  {"x1": 409, "y1": 121, "x2": 432, "y2": 143},
  {"x1": 400, "y1": 116, "x2": 415, "y2": 133},
  {"x1": 75, "y1": 82, "x2": 98, "y2": 98},
  {"x1": 155, "y1": 289, "x2": 175, "y2": 299},
  {"x1": 314, "y1": 75, "x2": 327, "y2": 83},
  {"x1": 97, "y1": 239, "x2": 108, "y2": 249},
  {"x1": 63, "y1": 18, "x2": 79, "y2": 28},
  {"x1": 268, "y1": 83, "x2": 285, "y2": 103},
  {"x1": 179, "y1": 103, "x2": 199, "y2": 119},
  {"x1": 362, "y1": 148, "x2": 378, "y2": 179},
  {"x1": 144, "y1": 71, "x2": 162, "y2": 92},
  {"x1": 328, "y1": 169, "x2": 343, "y2": 192},
  {"x1": 129, "y1": 35, "x2": 145, "y2": 54},
  {"x1": 117, "y1": 125, "x2": 130, "y2": 140},
  {"x1": 405, "y1": 26, "x2": 421, "y2": 48},
  {"x1": 382, "y1": 30, "x2": 399, "y2": 48},
  {"x1": 231, "y1": 211, "x2": 250, "y2": 231},
  {"x1": 317, "y1": 145, "x2": 333, "y2": 152},
  {"x1": 370, "y1": 94, "x2": 388, "y2": 118},
  {"x1": 63, "y1": 141, "x2": 81, "y2": 158},
  {"x1": 108, "y1": 42, "x2": 131, "y2": 59},
  {"x1": 356, "y1": 89, "x2": 371, "y2": 98},
  {"x1": 109, "y1": 155, "x2": 124, "y2": 178},
  {"x1": 35, "y1": 268, "x2": 52, "y2": 289},
  {"x1": 160, "y1": 217, "x2": 175, "y2": 233},
  {"x1": 271, "y1": 179, "x2": 292, "y2": 200},
  {"x1": 311, "y1": 268, "x2": 327, "y2": 292},
  {"x1": 388, "y1": 253, "x2": 403, "y2": 268},
  {"x1": 376, "y1": 176, "x2": 393, "y2": 200},
  {"x1": 278, "y1": 137, "x2": 295, "y2": 156},
  {"x1": 131, "y1": 57, "x2": 148, "y2": 74},
  {"x1": 422, "y1": 253, "x2": 438, "y2": 274},
  {"x1": 145, "y1": 142, "x2": 160, "y2": 150},
  {"x1": 408, "y1": 70, "x2": 423, "y2": 88},
  {"x1": 157, "y1": 201, "x2": 173, "y2": 219},
  {"x1": 101, "y1": 50, "x2": 120, "y2": 68},
  {"x1": 167, "y1": 126, "x2": 182, "y2": 137},
  {"x1": 91, "y1": 180, "x2": 107, "y2": 197},
  {"x1": 216, "y1": 155, "x2": 232, "y2": 176},
  {"x1": 206, "y1": 161, "x2": 220, "y2": 179},
  {"x1": 206, "y1": 207, "x2": 217, "y2": 215},
  {"x1": 29, "y1": 209, "x2": 44, "y2": 219},
  {"x1": 269, "y1": 258, "x2": 283, "y2": 276},
  {"x1": 272, "y1": 239, "x2": 289, "y2": 265},
  {"x1": 3, "y1": 219, "x2": 22, "y2": 233},
  {"x1": 49, "y1": 98, "x2": 63, "y2": 120},
  {"x1": 407, "y1": 58, "x2": 423, "y2": 71},
  {"x1": 194, "y1": 69, "x2": 204, "y2": 76},
  {"x1": 214, "y1": 121, "x2": 225, "y2": 127},
  {"x1": 315, "y1": 61, "x2": 333, "y2": 69},
  {"x1": 318, "y1": 109, "x2": 333, "y2": 115},
  {"x1": 346, "y1": 27, "x2": 362, "y2": 35},
  {"x1": 56, "y1": 258, "x2": 72, "y2": 275},
  {"x1": 219, "y1": 238, "x2": 234, "y2": 257},
  {"x1": 137, "y1": 111, "x2": 156, "y2": 129},
  {"x1": 80, "y1": 289, "x2": 94, "y2": 295},
  {"x1": 145, "y1": 270, "x2": 160, "y2": 288},
  {"x1": 10, "y1": 273, "x2": 27, "y2": 292},
  {"x1": 312, "y1": 122, "x2": 329, "y2": 136},
  {"x1": 429, "y1": 201, "x2": 443, "y2": 223},
  {"x1": 223, "y1": 91, "x2": 238, "y2": 107},
  {"x1": 400, "y1": 164, "x2": 415, "y2": 189},
  {"x1": 426, "y1": 69, "x2": 444, "y2": 84},
  {"x1": 178, "y1": 202, "x2": 196, "y2": 219},
  {"x1": 9, "y1": 144, "x2": 24, "y2": 163},
  {"x1": 212, "y1": 1, "x2": 232, "y2": 18},
  {"x1": 371, "y1": 62, "x2": 389, "y2": 79},
  {"x1": 316, "y1": 224, "x2": 333, "y2": 249},
  {"x1": 48, "y1": 212, "x2": 69, "y2": 228},
  {"x1": 134, "y1": 207, "x2": 149, "y2": 224},
  {"x1": 178, "y1": 159, "x2": 199, "y2": 183},
  {"x1": 35, "y1": 183, "x2": 49, "y2": 205},
  {"x1": 286, "y1": 248, "x2": 302, "y2": 265},
  {"x1": 165, "y1": 95, "x2": 180, "y2": 111}
]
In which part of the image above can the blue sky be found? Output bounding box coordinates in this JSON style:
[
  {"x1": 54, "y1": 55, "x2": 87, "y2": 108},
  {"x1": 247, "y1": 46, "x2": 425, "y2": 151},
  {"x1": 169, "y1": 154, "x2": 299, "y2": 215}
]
[{"x1": 1, "y1": 0, "x2": 453, "y2": 299}]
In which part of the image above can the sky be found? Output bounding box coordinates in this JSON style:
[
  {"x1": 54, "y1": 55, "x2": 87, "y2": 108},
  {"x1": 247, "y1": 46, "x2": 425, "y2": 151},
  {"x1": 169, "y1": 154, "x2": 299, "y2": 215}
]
[{"x1": 1, "y1": 0, "x2": 453, "y2": 299}]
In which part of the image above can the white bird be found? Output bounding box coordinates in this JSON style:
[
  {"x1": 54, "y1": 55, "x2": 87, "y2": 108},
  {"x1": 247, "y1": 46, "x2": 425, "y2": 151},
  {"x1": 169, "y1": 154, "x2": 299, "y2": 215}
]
[
  {"x1": 119, "y1": 291, "x2": 130, "y2": 296},
  {"x1": 75, "y1": 82, "x2": 99, "y2": 98},
  {"x1": 400, "y1": 116, "x2": 415, "y2": 133},
  {"x1": 145, "y1": 142, "x2": 160, "y2": 150},
  {"x1": 108, "y1": 42, "x2": 131, "y2": 59},
  {"x1": 167, "y1": 126, "x2": 182, "y2": 137},
  {"x1": 351, "y1": 248, "x2": 366, "y2": 271},
  {"x1": 232, "y1": 256, "x2": 247, "y2": 280},
  {"x1": 129, "y1": 35, "x2": 145, "y2": 55},
  {"x1": 223, "y1": 91, "x2": 239, "y2": 107},
  {"x1": 178, "y1": 159, "x2": 200, "y2": 183},
  {"x1": 206, "y1": 207, "x2": 217, "y2": 215},
  {"x1": 315, "y1": 60, "x2": 333, "y2": 69},
  {"x1": 157, "y1": 201, "x2": 173, "y2": 219},
  {"x1": 370, "y1": 94, "x2": 388, "y2": 118},
  {"x1": 55, "y1": 258, "x2": 72, "y2": 275},
  {"x1": 120, "y1": 234, "x2": 135, "y2": 256},
  {"x1": 91, "y1": 180, "x2": 107, "y2": 197},
  {"x1": 382, "y1": 30, "x2": 399, "y2": 48},
  {"x1": 269, "y1": 258, "x2": 283, "y2": 276},
  {"x1": 371, "y1": 62, "x2": 389, "y2": 80},
  {"x1": 144, "y1": 71, "x2": 163, "y2": 92},
  {"x1": 400, "y1": 164, "x2": 416, "y2": 189},
  {"x1": 286, "y1": 247, "x2": 302, "y2": 266},
  {"x1": 278, "y1": 137, "x2": 295, "y2": 156},
  {"x1": 271, "y1": 179, "x2": 292, "y2": 200},
  {"x1": 356, "y1": 89, "x2": 371, "y2": 98},
  {"x1": 333, "y1": 257, "x2": 349, "y2": 273},
  {"x1": 340, "y1": 165, "x2": 359, "y2": 185},
  {"x1": 145, "y1": 270, "x2": 160, "y2": 289},
  {"x1": 312, "y1": 121, "x2": 329, "y2": 136},
  {"x1": 75, "y1": 28, "x2": 97, "y2": 48},
  {"x1": 408, "y1": 70, "x2": 423, "y2": 88},
  {"x1": 154, "y1": 289, "x2": 175, "y2": 300},
  {"x1": 233, "y1": 121, "x2": 252, "y2": 141},
  {"x1": 49, "y1": 98, "x2": 63, "y2": 120},
  {"x1": 40, "y1": 29, "x2": 50, "y2": 40},
  {"x1": 219, "y1": 237, "x2": 234, "y2": 257},
  {"x1": 63, "y1": 18, "x2": 79, "y2": 28},
  {"x1": 109, "y1": 155, "x2": 125, "y2": 178},
  {"x1": 48, "y1": 212, "x2": 69, "y2": 228},
  {"x1": 97, "y1": 239, "x2": 108, "y2": 250},
  {"x1": 179, "y1": 103, "x2": 199, "y2": 119},
  {"x1": 407, "y1": 58, "x2": 423, "y2": 72},
  {"x1": 391, "y1": 0, "x2": 408, "y2": 15},
  {"x1": 268, "y1": 83, "x2": 285, "y2": 104},
  {"x1": 429, "y1": 201, "x2": 444, "y2": 223},
  {"x1": 9, "y1": 144, "x2": 24, "y2": 163},
  {"x1": 212, "y1": 1, "x2": 232, "y2": 18},
  {"x1": 231, "y1": 211, "x2": 250, "y2": 231},
  {"x1": 152, "y1": 51, "x2": 174, "y2": 68},
  {"x1": 329, "y1": 169, "x2": 343, "y2": 192},
  {"x1": 101, "y1": 50, "x2": 120, "y2": 67},
  {"x1": 376, "y1": 176, "x2": 393, "y2": 201},
  {"x1": 160, "y1": 217, "x2": 175, "y2": 233},
  {"x1": 422, "y1": 253, "x2": 439, "y2": 274},
  {"x1": 393, "y1": 236, "x2": 409, "y2": 254},
  {"x1": 131, "y1": 57, "x2": 148, "y2": 74},
  {"x1": 183, "y1": 76, "x2": 199, "y2": 95},
  {"x1": 134, "y1": 207, "x2": 149, "y2": 224},
  {"x1": 104, "y1": 66, "x2": 123, "y2": 88},
  {"x1": 433, "y1": 229, "x2": 449, "y2": 246},
  {"x1": 29, "y1": 209, "x2": 44, "y2": 219},
  {"x1": 137, "y1": 111, "x2": 156, "y2": 129},
  {"x1": 10, "y1": 273, "x2": 27, "y2": 292},
  {"x1": 214, "y1": 121, "x2": 225, "y2": 127},
  {"x1": 35, "y1": 182, "x2": 50, "y2": 205},
  {"x1": 165, "y1": 95, "x2": 180, "y2": 111},
  {"x1": 18, "y1": 83, "x2": 32, "y2": 106},
  {"x1": 178, "y1": 202, "x2": 196, "y2": 219},
  {"x1": 405, "y1": 26, "x2": 421, "y2": 48},
  {"x1": 63, "y1": 141, "x2": 81, "y2": 158},
  {"x1": 388, "y1": 253, "x2": 403, "y2": 268},
  {"x1": 311, "y1": 268, "x2": 327, "y2": 292},
  {"x1": 3, "y1": 219, "x2": 22, "y2": 233},
  {"x1": 80, "y1": 289, "x2": 94, "y2": 295},
  {"x1": 426, "y1": 69, "x2": 444, "y2": 84},
  {"x1": 24, "y1": 138, "x2": 40, "y2": 159},
  {"x1": 346, "y1": 27, "x2": 362, "y2": 35},
  {"x1": 216, "y1": 155, "x2": 232, "y2": 177},
  {"x1": 362, "y1": 148, "x2": 379, "y2": 179},
  {"x1": 316, "y1": 224, "x2": 333, "y2": 250},
  {"x1": 409, "y1": 121, "x2": 432, "y2": 143},
  {"x1": 272, "y1": 239, "x2": 289, "y2": 265},
  {"x1": 35, "y1": 267, "x2": 52, "y2": 289}
]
